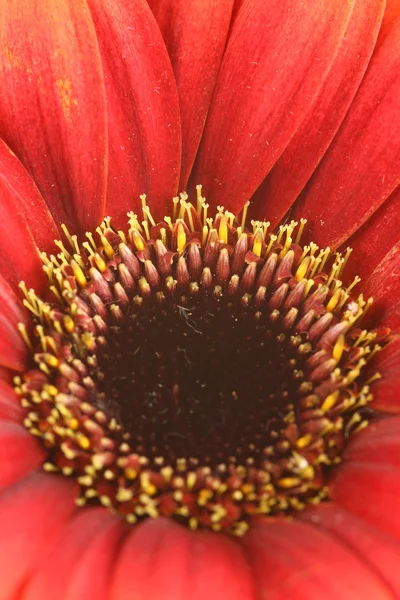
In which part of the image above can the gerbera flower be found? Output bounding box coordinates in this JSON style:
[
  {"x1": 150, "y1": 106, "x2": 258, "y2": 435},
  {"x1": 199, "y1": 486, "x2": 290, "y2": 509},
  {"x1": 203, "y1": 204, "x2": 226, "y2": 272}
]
[{"x1": 0, "y1": 0, "x2": 399, "y2": 597}]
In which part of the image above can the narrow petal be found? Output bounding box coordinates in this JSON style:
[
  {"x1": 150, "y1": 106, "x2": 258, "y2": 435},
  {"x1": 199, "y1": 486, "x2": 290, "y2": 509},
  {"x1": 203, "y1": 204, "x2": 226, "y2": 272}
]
[
  {"x1": 343, "y1": 186, "x2": 400, "y2": 283},
  {"x1": 0, "y1": 422, "x2": 45, "y2": 491},
  {"x1": 192, "y1": 0, "x2": 354, "y2": 214},
  {"x1": 300, "y1": 505, "x2": 400, "y2": 597},
  {"x1": 87, "y1": 0, "x2": 181, "y2": 226},
  {"x1": 0, "y1": 473, "x2": 76, "y2": 599},
  {"x1": 363, "y1": 241, "x2": 400, "y2": 331},
  {"x1": 0, "y1": 0, "x2": 107, "y2": 234},
  {"x1": 148, "y1": 0, "x2": 234, "y2": 190},
  {"x1": 110, "y1": 518, "x2": 255, "y2": 600},
  {"x1": 23, "y1": 509, "x2": 125, "y2": 600},
  {"x1": 292, "y1": 18, "x2": 400, "y2": 249},
  {"x1": 243, "y1": 518, "x2": 392, "y2": 598},
  {"x1": 250, "y1": 0, "x2": 385, "y2": 228},
  {"x1": 0, "y1": 274, "x2": 29, "y2": 371},
  {"x1": 369, "y1": 339, "x2": 400, "y2": 413}
]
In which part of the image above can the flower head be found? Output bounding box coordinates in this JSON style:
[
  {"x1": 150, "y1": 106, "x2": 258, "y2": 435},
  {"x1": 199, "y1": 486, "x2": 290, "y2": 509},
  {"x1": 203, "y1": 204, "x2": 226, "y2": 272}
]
[{"x1": 0, "y1": 0, "x2": 399, "y2": 598}]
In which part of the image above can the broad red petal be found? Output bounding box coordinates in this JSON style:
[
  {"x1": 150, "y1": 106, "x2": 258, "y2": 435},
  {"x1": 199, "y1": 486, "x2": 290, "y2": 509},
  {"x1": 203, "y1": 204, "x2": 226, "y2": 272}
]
[
  {"x1": 192, "y1": 0, "x2": 354, "y2": 214},
  {"x1": 369, "y1": 339, "x2": 400, "y2": 413},
  {"x1": 363, "y1": 241, "x2": 400, "y2": 331},
  {"x1": 343, "y1": 185, "x2": 400, "y2": 283},
  {"x1": 110, "y1": 518, "x2": 255, "y2": 600},
  {"x1": 23, "y1": 509, "x2": 125, "y2": 600},
  {"x1": 0, "y1": 274, "x2": 29, "y2": 371},
  {"x1": 243, "y1": 518, "x2": 391, "y2": 598},
  {"x1": 0, "y1": 380, "x2": 23, "y2": 422},
  {"x1": 0, "y1": 0, "x2": 107, "y2": 234},
  {"x1": 292, "y1": 18, "x2": 400, "y2": 249},
  {"x1": 0, "y1": 473, "x2": 76, "y2": 599},
  {"x1": 250, "y1": 0, "x2": 385, "y2": 228},
  {"x1": 330, "y1": 418, "x2": 400, "y2": 537},
  {"x1": 148, "y1": 0, "x2": 234, "y2": 190},
  {"x1": 300, "y1": 505, "x2": 400, "y2": 597},
  {"x1": 0, "y1": 422, "x2": 45, "y2": 492},
  {"x1": 87, "y1": 0, "x2": 181, "y2": 226}
]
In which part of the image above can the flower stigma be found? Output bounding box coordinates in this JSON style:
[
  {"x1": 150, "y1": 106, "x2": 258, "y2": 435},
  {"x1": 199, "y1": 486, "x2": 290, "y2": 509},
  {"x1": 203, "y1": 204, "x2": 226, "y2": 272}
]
[{"x1": 14, "y1": 186, "x2": 386, "y2": 536}]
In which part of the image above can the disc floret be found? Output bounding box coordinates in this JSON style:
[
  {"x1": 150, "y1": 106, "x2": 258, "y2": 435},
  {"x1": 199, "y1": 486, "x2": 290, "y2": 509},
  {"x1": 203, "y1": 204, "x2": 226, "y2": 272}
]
[{"x1": 14, "y1": 186, "x2": 386, "y2": 535}]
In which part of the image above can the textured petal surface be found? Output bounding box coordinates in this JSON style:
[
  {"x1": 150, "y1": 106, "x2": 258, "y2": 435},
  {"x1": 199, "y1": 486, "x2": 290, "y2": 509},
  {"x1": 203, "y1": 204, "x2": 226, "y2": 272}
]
[
  {"x1": 0, "y1": 274, "x2": 29, "y2": 371},
  {"x1": 292, "y1": 18, "x2": 400, "y2": 249},
  {"x1": 0, "y1": 379, "x2": 23, "y2": 422},
  {"x1": 87, "y1": 0, "x2": 181, "y2": 226},
  {"x1": 363, "y1": 241, "x2": 400, "y2": 331},
  {"x1": 0, "y1": 473, "x2": 76, "y2": 599},
  {"x1": 0, "y1": 0, "x2": 107, "y2": 234},
  {"x1": 344, "y1": 185, "x2": 400, "y2": 283},
  {"x1": 250, "y1": 0, "x2": 385, "y2": 227},
  {"x1": 243, "y1": 518, "x2": 392, "y2": 599},
  {"x1": 369, "y1": 338, "x2": 400, "y2": 413},
  {"x1": 0, "y1": 138, "x2": 59, "y2": 254},
  {"x1": 330, "y1": 417, "x2": 400, "y2": 537},
  {"x1": 192, "y1": 0, "x2": 354, "y2": 213},
  {"x1": 110, "y1": 518, "x2": 255, "y2": 600},
  {"x1": 148, "y1": 0, "x2": 234, "y2": 189},
  {"x1": 0, "y1": 422, "x2": 45, "y2": 492},
  {"x1": 300, "y1": 505, "x2": 400, "y2": 598},
  {"x1": 23, "y1": 509, "x2": 125, "y2": 600}
]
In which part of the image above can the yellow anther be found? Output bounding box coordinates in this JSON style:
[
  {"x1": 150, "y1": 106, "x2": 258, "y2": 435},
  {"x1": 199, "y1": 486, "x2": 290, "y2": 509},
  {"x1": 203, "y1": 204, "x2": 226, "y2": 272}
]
[
  {"x1": 295, "y1": 257, "x2": 311, "y2": 281},
  {"x1": 295, "y1": 434, "x2": 313, "y2": 449},
  {"x1": 177, "y1": 221, "x2": 187, "y2": 252},
  {"x1": 94, "y1": 253, "x2": 107, "y2": 273},
  {"x1": 277, "y1": 477, "x2": 301, "y2": 489},
  {"x1": 241, "y1": 201, "x2": 250, "y2": 230},
  {"x1": 218, "y1": 215, "x2": 228, "y2": 244},
  {"x1": 71, "y1": 260, "x2": 87, "y2": 287},
  {"x1": 131, "y1": 229, "x2": 145, "y2": 252},
  {"x1": 321, "y1": 391, "x2": 339, "y2": 412},
  {"x1": 252, "y1": 228, "x2": 263, "y2": 257},
  {"x1": 76, "y1": 432, "x2": 91, "y2": 450},
  {"x1": 326, "y1": 288, "x2": 342, "y2": 312},
  {"x1": 17, "y1": 323, "x2": 33, "y2": 350}
]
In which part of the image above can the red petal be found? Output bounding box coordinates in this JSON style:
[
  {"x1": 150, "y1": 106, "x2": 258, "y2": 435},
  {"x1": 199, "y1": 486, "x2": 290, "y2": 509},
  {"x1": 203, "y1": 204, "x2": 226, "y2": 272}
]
[
  {"x1": 0, "y1": 473, "x2": 76, "y2": 599},
  {"x1": 0, "y1": 379, "x2": 23, "y2": 422},
  {"x1": 243, "y1": 518, "x2": 391, "y2": 598},
  {"x1": 291, "y1": 18, "x2": 400, "y2": 249},
  {"x1": 23, "y1": 509, "x2": 125, "y2": 600},
  {"x1": 0, "y1": 422, "x2": 45, "y2": 492},
  {"x1": 369, "y1": 338, "x2": 400, "y2": 413},
  {"x1": 250, "y1": 0, "x2": 385, "y2": 228},
  {"x1": 300, "y1": 505, "x2": 400, "y2": 597},
  {"x1": 0, "y1": 138, "x2": 59, "y2": 254},
  {"x1": 363, "y1": 240, "x2": 400, "y2": 331},
  {"x1": 330, "y1": 462, "x2": 400, "y2": 537},
  {"x1": 148, "y1": 0, "x2": 234, "y2": 190},
  {"x1": 192, "y1": 0, "x2": 354, "y2": 214},
  {"x1": 0, "y1": 0, "x2": 107, "y2": 234},
  {"x1": 87, "y1": 0, "x2": 181, "y2": 227},
  {"x1": 343, "y1": 185, "x2": 400, "y2": 283},
  {"x1": 342, "y1": 416, "x2": 400, "y2": 466},
  {"x1": 110, "y1": 518, "x2": 255, "y2": 600},
  {"x1": 0, "y1": 274, "x2": 29, "y2": 371}
]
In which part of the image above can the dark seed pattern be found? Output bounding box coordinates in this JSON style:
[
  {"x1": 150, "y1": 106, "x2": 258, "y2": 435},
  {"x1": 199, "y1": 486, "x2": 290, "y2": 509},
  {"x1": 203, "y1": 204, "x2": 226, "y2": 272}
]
[{"x1": 15, "y1": 188, "x2": 387, "y2": 535}]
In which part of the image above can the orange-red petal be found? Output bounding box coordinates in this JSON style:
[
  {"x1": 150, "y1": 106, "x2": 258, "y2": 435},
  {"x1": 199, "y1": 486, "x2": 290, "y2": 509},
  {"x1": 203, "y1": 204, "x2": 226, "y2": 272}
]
[
  {"x1": 87, "y1": 0, "x2": 181, "y2": 226},
  {"x1": 0, "y1": 0, "x2": 107, "y2": 234},
  {"x1": 192, "y1": 0, "x2": 354, "y2": 213}
]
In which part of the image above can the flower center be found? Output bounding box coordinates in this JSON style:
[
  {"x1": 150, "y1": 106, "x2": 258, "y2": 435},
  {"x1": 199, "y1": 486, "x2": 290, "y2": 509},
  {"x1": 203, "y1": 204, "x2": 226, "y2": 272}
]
[{"x1": 15, "y1": 187, "x2": 384, "y2": 535}]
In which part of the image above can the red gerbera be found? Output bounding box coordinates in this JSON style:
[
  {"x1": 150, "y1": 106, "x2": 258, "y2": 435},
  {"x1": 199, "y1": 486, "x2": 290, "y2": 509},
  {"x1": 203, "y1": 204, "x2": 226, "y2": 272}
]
[{"x1": 0, "y1": 0, "x2": 399, "y2": 598}]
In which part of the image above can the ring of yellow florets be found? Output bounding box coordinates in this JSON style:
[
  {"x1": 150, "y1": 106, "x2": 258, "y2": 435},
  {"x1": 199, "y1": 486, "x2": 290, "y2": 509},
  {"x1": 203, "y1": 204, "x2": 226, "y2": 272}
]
[{"x1": 14, "y1": 186, "x2": 385, "y2": 536}]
